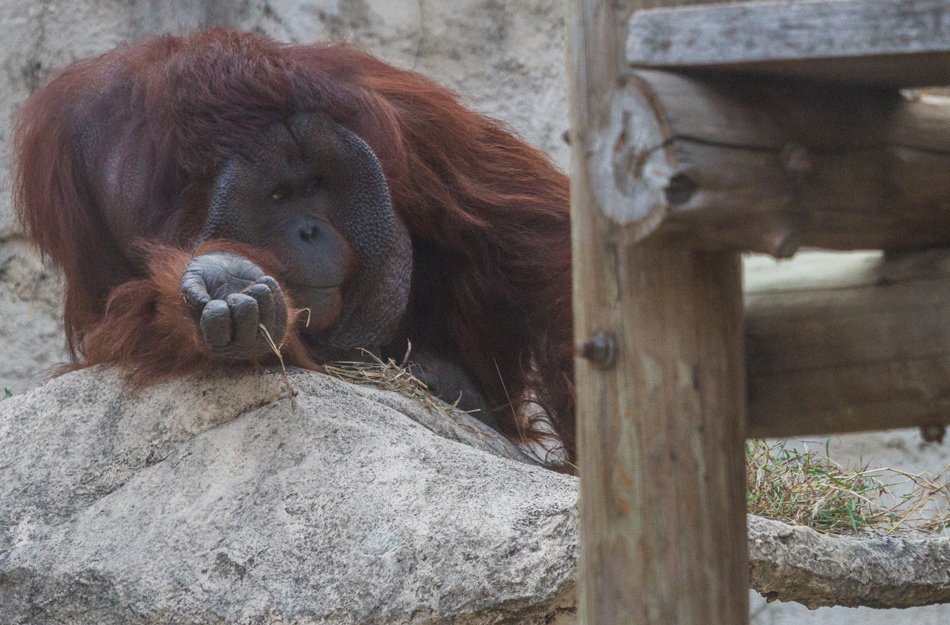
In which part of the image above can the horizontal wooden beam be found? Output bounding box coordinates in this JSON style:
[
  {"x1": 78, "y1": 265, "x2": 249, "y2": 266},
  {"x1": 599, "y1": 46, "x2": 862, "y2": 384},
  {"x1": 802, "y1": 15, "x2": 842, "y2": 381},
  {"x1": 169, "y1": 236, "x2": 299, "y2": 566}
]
[
  {"x1": 590, "y1": 69, "x2": 950, "y2": 255},
  {"x1": 627, "y1": 0, "x2": 950, "y2": 87},
  {"x1": 745, "y1": 250, "x2": 950, "y2": 439}
]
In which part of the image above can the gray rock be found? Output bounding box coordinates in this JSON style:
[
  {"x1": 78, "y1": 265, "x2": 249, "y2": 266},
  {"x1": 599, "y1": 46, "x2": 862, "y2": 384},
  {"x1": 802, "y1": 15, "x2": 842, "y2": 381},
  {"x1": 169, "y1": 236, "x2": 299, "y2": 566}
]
[
  {"x1": 0, "y1": 368, "x2": 577, "y2": 625},
  {"x1": 749, "y1": 516, "x2": 950, "y2": 609},
  {"x1": 3, "y1": 5, "x2": 948, "y2": 622},
  {"x1": 3, "y1": 368, "x2": 949, "y2": 623}
]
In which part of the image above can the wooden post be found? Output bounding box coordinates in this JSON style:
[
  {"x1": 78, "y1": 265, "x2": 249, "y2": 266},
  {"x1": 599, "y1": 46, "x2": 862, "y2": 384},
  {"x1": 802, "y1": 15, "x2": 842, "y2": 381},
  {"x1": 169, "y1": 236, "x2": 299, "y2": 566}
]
[{"x1": 569, "y1": 2, "x2": 748, "y2": 624}]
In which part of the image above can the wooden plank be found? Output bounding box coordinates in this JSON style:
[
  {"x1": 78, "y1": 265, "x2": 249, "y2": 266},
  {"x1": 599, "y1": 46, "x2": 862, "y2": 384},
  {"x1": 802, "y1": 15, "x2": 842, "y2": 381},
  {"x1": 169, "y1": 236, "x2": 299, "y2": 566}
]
[
  {"x1": 570, "y1": 2, "x2": 749, "y2": 624},
  {"x1": 627, "y1": 0, "x2": 950, "y2": 87},
  {"x1": 589, "y1": 69, "x2": 950, "y2": 255},
  {"x1": 745, "y1": 251, "x2": 950, "y2": 438}
]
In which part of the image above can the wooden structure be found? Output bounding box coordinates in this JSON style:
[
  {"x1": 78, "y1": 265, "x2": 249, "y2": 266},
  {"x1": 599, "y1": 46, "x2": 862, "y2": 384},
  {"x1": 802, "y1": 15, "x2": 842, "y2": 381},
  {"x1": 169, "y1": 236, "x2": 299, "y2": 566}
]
[
  {"x1": 568, "y1": 1, "x2": 950, "y2": 623},
  {"x1": 746, "y1": 251, "x2": 950, "y2": 439}
]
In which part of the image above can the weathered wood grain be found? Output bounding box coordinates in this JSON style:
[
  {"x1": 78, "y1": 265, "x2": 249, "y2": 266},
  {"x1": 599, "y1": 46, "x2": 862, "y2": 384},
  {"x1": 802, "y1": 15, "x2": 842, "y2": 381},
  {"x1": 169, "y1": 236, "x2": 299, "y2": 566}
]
[
  {"x1": 627, "y1": 0, "x2": 950, "y2": 87},
  {"x1": 745, "y1": 251, "x2": 950, "y2": 438},
  {"x1": 591, "y1": 69, "x2": 950, "y2": 255},
  {"x1": 570, "y1": 2, "x2": 749, "y2": 624}
]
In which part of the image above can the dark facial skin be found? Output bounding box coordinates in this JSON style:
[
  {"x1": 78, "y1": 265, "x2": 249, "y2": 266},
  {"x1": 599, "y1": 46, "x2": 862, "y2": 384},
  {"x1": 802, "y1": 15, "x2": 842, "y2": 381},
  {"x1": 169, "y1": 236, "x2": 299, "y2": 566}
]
[
  {"x1": 180, "y1": 113, "x2": 411, "y2": 362},
  {"x1": 174, "y1": 115, "x2": 492, "y2": 425}
]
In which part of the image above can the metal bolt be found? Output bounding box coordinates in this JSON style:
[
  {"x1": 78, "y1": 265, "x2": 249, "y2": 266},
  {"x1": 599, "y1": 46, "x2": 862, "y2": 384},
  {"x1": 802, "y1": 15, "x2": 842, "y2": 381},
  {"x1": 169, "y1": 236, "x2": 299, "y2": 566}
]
[
  {"x1": 765, "y1": 227, "x2": 802, "y2": 259},
  {"x1": 579, "y1": 331, "x2": 618, "y2": 369}
]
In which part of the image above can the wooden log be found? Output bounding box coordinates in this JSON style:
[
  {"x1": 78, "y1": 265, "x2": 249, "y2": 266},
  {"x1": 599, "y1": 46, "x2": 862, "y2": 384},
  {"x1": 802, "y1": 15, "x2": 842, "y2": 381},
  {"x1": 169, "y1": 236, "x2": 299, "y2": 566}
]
[
  {"x1": 745, "y1": 250, "x2": 950, "y2": 439},
  {"x1": 627, "y1": 0, "x2": 950, "y2": 88},
  {"x1": 570, "y1": 2, "x2": 748, "y2": 624},
  {"x1": 590, "y1": 69, "x2": 950, "y2": 255}
]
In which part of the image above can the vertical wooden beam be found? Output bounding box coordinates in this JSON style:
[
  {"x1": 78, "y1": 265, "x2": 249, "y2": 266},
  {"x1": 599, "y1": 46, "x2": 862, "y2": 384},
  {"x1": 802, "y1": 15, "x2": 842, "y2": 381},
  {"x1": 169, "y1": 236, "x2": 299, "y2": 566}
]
[{"x1": 568, "y1": 2, "x2": 749, "y2": 624}]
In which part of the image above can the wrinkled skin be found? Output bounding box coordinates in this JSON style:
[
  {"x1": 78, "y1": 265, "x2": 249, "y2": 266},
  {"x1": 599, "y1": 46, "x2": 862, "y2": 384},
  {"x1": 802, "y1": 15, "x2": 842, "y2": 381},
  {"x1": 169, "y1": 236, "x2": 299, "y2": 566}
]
[
  {"x1": 181, "y1": 253, "x2": 287, "y2": 360},
  {"x1": 174, "y1": 113, "x2": 490, "y2": 416},
  {"x1": 183, "y1": 113, "x2": 405, "y2": 354}
]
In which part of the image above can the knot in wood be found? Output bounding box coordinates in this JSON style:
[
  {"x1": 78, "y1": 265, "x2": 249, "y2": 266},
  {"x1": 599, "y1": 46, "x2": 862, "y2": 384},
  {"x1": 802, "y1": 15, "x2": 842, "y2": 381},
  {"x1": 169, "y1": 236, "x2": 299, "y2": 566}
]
[
  {"x1": 664, "y1": 173, "x2": 697, "y2": 206},
  {"x1": 579, "y1": 331, "x2": 618, "y2": 369}
]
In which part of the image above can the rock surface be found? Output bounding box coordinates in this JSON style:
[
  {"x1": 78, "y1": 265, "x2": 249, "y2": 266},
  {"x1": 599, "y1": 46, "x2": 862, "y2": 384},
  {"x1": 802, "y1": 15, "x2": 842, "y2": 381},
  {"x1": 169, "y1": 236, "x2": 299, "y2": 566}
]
[
  {"x1": 0, "y1": 368, "x2": 577, "y2": 625},
  {"x1": 3, "y1": 368, "x2": 949, "y2": 623},
  {"x1": 749, "y1": 516, "x2": 950, "y2": 609}
]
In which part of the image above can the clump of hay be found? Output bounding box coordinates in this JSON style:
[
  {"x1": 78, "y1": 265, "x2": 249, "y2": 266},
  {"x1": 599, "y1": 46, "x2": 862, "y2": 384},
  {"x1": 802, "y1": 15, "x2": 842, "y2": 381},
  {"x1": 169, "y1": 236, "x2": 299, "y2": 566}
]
[
  {"x1": 329, "y1": 351, "x2": 574, "y2": 471},
  {"x1": 747, "y1": 439, "x2": 949, "y2": 535},
  {"x1": 324, "y1": 345, "x2": 458, "y2": 420}
]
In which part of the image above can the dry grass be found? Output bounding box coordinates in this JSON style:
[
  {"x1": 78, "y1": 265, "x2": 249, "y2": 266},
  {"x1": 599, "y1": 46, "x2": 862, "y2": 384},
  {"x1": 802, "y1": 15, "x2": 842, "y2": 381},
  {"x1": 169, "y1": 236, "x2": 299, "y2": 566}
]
[
  {"x1": 323, "y1": 346, "x2": 458, "y2": 420},
  {"x1": 325, "y1": 351, "x2": 573, "y2": 469},
  {"x1": 747, "y1": 439, "x2": 950, "y2": 535},
  {"x1": 260, "y1": 323, "x2": 297, "y2": 411}
]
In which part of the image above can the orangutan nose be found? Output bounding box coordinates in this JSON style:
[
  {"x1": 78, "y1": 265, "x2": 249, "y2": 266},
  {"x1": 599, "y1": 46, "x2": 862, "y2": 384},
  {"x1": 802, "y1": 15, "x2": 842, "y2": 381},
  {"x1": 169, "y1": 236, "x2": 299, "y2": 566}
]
[{"x1": 298, "y1": 222, "x2": 320, "y2": 243}]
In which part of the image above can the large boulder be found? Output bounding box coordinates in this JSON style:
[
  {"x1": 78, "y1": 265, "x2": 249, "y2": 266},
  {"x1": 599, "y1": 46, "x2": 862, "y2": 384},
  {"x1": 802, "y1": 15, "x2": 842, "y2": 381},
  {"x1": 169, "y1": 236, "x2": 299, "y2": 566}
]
[
  {"x1": 0, "y1": 368, "x2": 577, "y2": 624},
  {"x1": 4, "y1": 368, "x2": 948, "y2": 623}
]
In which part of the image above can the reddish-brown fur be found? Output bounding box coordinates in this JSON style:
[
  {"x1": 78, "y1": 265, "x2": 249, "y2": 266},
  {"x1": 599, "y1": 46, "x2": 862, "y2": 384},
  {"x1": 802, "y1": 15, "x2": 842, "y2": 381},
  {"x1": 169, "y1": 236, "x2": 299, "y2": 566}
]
[{"x1": 14, "y1": 30, "x2": 575, "y2": 462}]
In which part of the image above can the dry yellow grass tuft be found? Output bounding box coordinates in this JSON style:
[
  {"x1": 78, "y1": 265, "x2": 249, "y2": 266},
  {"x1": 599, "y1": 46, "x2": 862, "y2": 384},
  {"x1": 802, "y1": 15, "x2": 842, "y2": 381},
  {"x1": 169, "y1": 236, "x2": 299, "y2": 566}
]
[
  {"x1": 324, "y1": 347, "x2": 459, "y2": 420},
  {"x1": 747, "y1": 439, "x2": 949, "y2": 535}
]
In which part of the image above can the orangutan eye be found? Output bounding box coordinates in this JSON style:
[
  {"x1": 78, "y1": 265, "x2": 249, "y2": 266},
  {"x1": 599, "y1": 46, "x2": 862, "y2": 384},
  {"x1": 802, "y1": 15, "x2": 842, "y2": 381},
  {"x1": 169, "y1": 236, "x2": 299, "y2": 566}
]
[{"x1": 303, "y1": 179, "x2": 321, "y2": 196}]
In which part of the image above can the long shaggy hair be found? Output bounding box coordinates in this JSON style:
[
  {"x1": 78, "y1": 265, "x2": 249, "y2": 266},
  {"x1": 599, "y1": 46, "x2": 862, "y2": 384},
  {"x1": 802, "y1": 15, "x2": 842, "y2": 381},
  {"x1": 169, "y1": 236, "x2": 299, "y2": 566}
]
[{"x1": 14, "y1": 29, "x2": 575, "y2": 462}]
